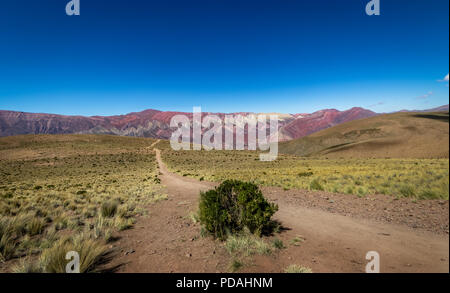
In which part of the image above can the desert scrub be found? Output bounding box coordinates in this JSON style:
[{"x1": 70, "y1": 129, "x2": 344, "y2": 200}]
[
  {"x1": 399, "y1": 185, "x2": 415, "y2": 197},
  {"x1": 199, "y1": 180, "x2": 278, "y2": 240},
  {"x1": 284, "y1": 264, "x2": 313, "y2": 273},
  {"x1": 272, "y1": 238, "x2": 285, "y2": 249},
  {"x1": 101, "y1": 200, "x2": 119, "y2": 218},
  {"x1": 290, "y1": 235, "x2": 305, "y2": 246},
  {"x1": 230, "y1": 259, "x2": 243, "y2": 272},
  {"x1": 12, "y1": 258, "x2": 44, "y2": 273},
  {"x1": 0, "y1": 135, "x2": 165, "y2": 269},
  {"x1": 225, "y1": 229, "x2": 272, "y2": 257},
  {"x1": 161, "y1": 146, "x2": 449, "y2": 200},
  {"x1": 39, "y1": 234, "x2": 108, "y2": 273},
  {"x1": 188, "y1": 211, "x2": 199, "y2": 224},
  {"x1": 0, "y1": 218, "x2": 15, "y2": 261},
  {"x1": 309, "y1": 178, "x2": 324, "y2": 191},
  {"x1": 26, "y1": 218, "x2": 46, "y2": 236}
]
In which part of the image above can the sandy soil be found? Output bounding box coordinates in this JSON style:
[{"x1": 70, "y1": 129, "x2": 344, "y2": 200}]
[{"x1": 106, "y1": 148, "x2": 449, "y2": 273}]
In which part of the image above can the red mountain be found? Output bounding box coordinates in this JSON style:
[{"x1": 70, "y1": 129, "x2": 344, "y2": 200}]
[
  {"x1": 279, "y1": 107, "x2": 377, "y2": 140},
  {"x1": 0, "y1": 107, "x2": 379, "y2": 141}
]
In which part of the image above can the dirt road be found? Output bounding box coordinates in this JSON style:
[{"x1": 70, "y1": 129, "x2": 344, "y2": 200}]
[{"x1": 108, "y1": 148, "x2": 449, "y2": 273}]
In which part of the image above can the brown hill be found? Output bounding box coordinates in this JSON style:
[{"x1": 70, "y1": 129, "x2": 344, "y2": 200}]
[{"x1": 279, "y1": 112, "x2": 449, "y2": 158}]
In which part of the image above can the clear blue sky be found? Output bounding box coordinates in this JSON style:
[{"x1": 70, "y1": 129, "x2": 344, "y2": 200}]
[{"x1": 0, "y1": 0, "x2": 448, "y2": 116}]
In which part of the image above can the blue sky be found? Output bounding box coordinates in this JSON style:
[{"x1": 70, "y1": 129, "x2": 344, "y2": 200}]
[{"x1": 0, "y1": 0, "x2": 448, "y2": 116}]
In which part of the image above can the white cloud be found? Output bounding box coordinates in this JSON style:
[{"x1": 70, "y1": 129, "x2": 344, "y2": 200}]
[{"x1": 438, "y1": 73, "x2": 449, "y2": 82}]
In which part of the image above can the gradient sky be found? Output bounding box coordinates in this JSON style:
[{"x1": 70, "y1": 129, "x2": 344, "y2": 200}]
[{"x1": 0, "y1": 0, "x2": 448, "y2": 116}]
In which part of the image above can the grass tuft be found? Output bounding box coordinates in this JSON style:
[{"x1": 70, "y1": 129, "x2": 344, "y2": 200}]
[
  {"x1": 225, "y1": 229, "x2": 272, "y2": 257},
  {"x1": 309, "y1": 179, "x2": 324, "y2": 191},
  {"x1": 272, "y1": 238, "x2": 285, "y2": 249},
  {"x1": 284, "y1": 264, "x2": 313, "y2": 273},
  {"x1": 101, "y1": 201, "x2": 118, "y2": 218},
  {"x1": 230, "y1": 259, "x2": 243, "y2": 272},
  {"x1": 40, "y1": 234, "x2": 107, "y2": 273}
]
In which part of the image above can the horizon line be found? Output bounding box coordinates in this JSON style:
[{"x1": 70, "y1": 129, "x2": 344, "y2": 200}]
[{"x1": 0, "y1": 103, "x2": 449, "y2": 118}]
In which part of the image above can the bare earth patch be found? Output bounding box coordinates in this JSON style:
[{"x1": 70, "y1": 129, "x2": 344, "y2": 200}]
[{"x1": 263, "y1": 188, "x2": 449, "y2": 235}]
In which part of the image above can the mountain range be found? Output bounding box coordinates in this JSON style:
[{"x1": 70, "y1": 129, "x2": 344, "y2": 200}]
[{"x1": 0, "y1": 105, "x2": 448, "y2": 141}]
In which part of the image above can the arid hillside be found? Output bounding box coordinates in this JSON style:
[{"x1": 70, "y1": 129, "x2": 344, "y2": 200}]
[{"x1": 279, "y1": 112, "x2": 449, "y2": 159}]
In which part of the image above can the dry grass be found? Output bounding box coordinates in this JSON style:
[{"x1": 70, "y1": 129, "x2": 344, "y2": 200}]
[
  {"x1": 0, "y1": 134, "x2": 166, "y2": 272},
  {"x1": 224, "y1": 229, "x2": 273, "y2": 257},
  {"x1": 284, "y1": 264, "x2": 313, "y2": 273},
  {"x1": 39, "y1": 234, "x2": 108, "y2": 273},
  {"x1": 160, "y1": 139, "x2": 449, "y2": 200},
  {"x1": 224, "y1": 228, "x2": 273, "y2": 272}
]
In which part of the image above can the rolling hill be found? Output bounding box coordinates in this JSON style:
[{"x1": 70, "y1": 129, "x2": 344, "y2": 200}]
[{"x1": 279, "y1": 111, "x2": 449, "y2": 158}]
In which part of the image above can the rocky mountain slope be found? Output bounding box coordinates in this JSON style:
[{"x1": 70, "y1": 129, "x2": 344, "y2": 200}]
[{"x1": 0, "y1": 105, "x2": 446, "y2": 140}]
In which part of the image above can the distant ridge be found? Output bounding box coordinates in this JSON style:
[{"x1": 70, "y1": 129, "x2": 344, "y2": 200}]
[
  {"x1": 0, "y1": 104, "x2": 447, "y2": 140},
  {"x1": 395, "y1": 104, "x2": 449, "y2": 113}
]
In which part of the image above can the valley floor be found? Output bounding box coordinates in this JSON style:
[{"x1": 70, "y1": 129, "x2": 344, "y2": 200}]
[{"x1": 106, "y1": 148, "x2": 449, "y2": 273}]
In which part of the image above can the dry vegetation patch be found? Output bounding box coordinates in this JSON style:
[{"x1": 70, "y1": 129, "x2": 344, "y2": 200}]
[
  {"x1": 0, "y1": 135, "x2": 166, "y2": 272},
  {"x1": 159, "y1": 139, "x2": 448, "y2": 200}
]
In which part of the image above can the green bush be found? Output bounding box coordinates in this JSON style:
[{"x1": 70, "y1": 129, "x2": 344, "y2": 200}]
[{"x1": 198, "y1": 180, "x2": 278, "y2": 240}]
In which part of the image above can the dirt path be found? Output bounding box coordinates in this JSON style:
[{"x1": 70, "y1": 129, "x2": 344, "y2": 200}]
[{"x1": 108, "y1": 148, "x2": 449, "y2": 273}]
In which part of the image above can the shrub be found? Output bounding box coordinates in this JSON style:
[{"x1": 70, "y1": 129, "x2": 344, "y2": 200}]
[
  {"x1": 357, "y1": 187, "x2": 367, "y2": 197},
  {"x1": 272, "y1": 238, "x2": 285, "y2": 249},
  {"x1": 284, "y1": 264, "x2": 313, "y2": 273},
  {"x1": 310, "y1": 179, "x2": 324, "y2": 191},
  {"x1": 399, "y1": 186, "x2": 415, "y2": 197},
  {"x1": 101, "y1": 200, "x2": 118, "y2": 218},
  {"x1": 198, "y1": 180, "x2": 278, "y2": 240},
  {"x1": 418, "y1": 190, "x2": 440, "y2": 200},
  {"x1": 230, "y1": 259, "x2": 243, "y2": 272}
]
